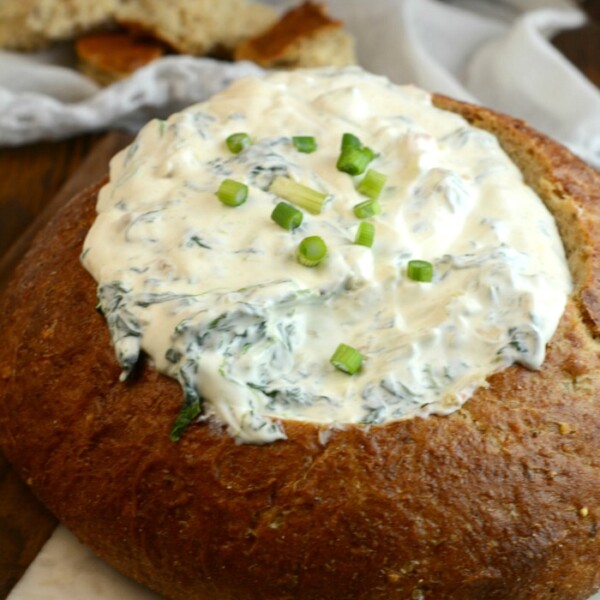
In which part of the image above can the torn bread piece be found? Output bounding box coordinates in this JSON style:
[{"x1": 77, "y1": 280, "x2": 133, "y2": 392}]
[
  {"x1": 114, "y1": 0, "x2": 278, "y2": 57},
  {"x1": 234, "y1": 1, "x2": 356, "y2": 68},
  {"x1": 75, "y1": 31, "x2": 166, "y2": 86},
  {"x1": 0, "y1": 0, "x2": 118, "y2": 50}
]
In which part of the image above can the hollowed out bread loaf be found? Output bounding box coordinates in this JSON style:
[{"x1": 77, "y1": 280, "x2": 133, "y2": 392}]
[{"x1": 0, "y1": 97, "x2": 599, "y2": 599}]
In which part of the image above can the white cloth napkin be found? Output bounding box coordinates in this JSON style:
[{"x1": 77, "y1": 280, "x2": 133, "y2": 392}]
[
  {"x1": 6, "y1": 1, "x2": 600, "y2": 598},
  {"x1": 8, "y1": 527, "x2": 163, "y2": 600},
  {"x1": 0, "y1": 53, "x2": 264, "y2": 144}
]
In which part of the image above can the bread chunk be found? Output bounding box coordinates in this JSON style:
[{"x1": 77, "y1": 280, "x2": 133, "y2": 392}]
[
  {"x1": 114, "y1": 0, "x2": 278, "y2": 56},
  {"x1": 75, "y1": 31, "x2": 166, "y2": 86},
  {"x1": 0, "y1": 0, "x2": 117, "y2": 50},
  {"x1": 26, "y1": 0, "x2": 118, "y2": 40},
  {"x1": 0, "y1": 0, "x2": 52, "y2": 50},
  {"x1": 235, "y1": 1, "x2": 356, "y2": 68}
]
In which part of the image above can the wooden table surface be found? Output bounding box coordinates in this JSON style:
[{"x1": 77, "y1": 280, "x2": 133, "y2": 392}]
[{"x1": 0, "y1": 8, "x2": 599, "y2": 598}]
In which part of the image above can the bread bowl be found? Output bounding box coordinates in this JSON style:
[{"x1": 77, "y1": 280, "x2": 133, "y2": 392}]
[{"x1": 0, "y1": 67, "x2": 598, "y2": 599}]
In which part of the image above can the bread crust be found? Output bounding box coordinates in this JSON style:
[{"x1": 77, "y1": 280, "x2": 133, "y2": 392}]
[
  {"x1": 75, "y1": 31, "x2": 166, "y2": 86},
  {"x1": 0, "y1": 98, "x2": 599, "y2": 600},
  {"x1": 114, "y1": 0, "x2": 277, "y2": 57},
  {"x1": 234, "y1": 1, "x2": 356, "y2": 68}
]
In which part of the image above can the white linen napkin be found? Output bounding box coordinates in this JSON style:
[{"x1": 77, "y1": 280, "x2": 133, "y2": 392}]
[
  {"x1": 5, "y1": 1, "x2": 600, "y2": 598},
  {"x1": 8, "y1": 527, "x2": 163, "y2": 600},
  {"x1": 0, "y1": 53, "x2": 263, "y2": 144}
]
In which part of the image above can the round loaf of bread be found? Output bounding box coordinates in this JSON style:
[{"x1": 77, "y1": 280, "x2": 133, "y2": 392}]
[{"x1": 0, "y1": 75, "x2": 599, "y2": 599}]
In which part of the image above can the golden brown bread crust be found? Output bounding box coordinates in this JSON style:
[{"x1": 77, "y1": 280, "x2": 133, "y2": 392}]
[
  {"x1": 0, "y1": 98, "x2": 599, "y2": 599},
  {"x1": 75, "y1": 31, "x2": 166, "y2": 86},
  {"x1": 113, "y1": 0, "x2": 278, "y2": 58},
  {"x1": 234, "y1": 1, "x2": 355, "y2": 68}
]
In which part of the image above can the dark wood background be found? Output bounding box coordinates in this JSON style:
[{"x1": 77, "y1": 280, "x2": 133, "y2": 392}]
[{"x1": 0, "y1": 5, "x2": 599, "y2": 597}]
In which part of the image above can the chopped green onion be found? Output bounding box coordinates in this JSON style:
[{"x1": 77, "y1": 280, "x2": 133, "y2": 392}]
[
  {"x1": 225, "y1": 132, "x2": 251, "y2": 154},
  {"x1": 338, "y1": 133, "x2": 378, "y2": 176},
  {"x1": 271, "y1": 201, "x2": 303, "y2": 230},
  {"x1": 357, "y1": 169, "x2": 387, "y2": 200},
  {"x1": 336, "y1": 146, "x2": 373, "y2": 176},
  {"x1": 330, "y1": 343, "x2": 364, "y2": 375},
  {"x1": 341, "y1": 132, "x2": 361, "y2": 149},
  {"x1": 355, "y1": 222, "x2": 375, "y2": 247},
  {"x1": 216, "y1": 179, "x2": 248, "y2": 207},
  {"x1": 270, "y1": 176, "x2": 328, "y2": 214},
  {"x1": 297, "y1": 236, "x2": 327, "y2": 267},
  {"x1": 292, "y1": 136, "x2": 317, "y2": 153},
  {"x1": 407, "y1": 259, "x2": 434, "y2": 282},
  {"x1": 353, "y1": 198, "x2": 381, "y2": 219}
]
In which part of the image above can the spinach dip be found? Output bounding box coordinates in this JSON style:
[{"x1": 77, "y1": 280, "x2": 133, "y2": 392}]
[{"x1": 82, "y1": 67, "x2": 572, "y2": 443}]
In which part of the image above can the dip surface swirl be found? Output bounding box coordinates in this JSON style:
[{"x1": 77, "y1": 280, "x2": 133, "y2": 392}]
[{"x1": 82, "y1": 67, "x2": 572, "y2": 443}]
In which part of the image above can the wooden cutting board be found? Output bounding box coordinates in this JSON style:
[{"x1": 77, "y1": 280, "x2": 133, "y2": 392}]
[{"x1": 0, "y1": 131, "x2": 132, "y2": 600}]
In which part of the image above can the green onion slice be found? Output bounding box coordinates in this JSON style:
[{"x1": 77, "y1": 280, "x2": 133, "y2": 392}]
[
  {"x1": 330, "y1": 343, "x2": 364, "y2": 375},
  {"x1": 297, "y1": 236, "x2": 327, "y2": 267},
  {"x1": 336, "y1": 146, "x2": 373, "y2": 176},
  {"x1": 292, "y1": 136, "x2": 317, "y2": 153},
  {"x1": 407, "y1": 259, "x2": 434, "y2": 282},
  {"x1": 337, "y1": 133, "x2": 378, "y2": 176},
  {"x1": 354, "y1": 222, "x2": 375, "y2": 247},
  {"x1": 216, "y1": 179, "x2": 248, "y2": 207},
  {"x1": 357, "y1": 169, "x2": 387, "y2": 200},
  {"x1": 225, "y1": 132, "x2": 252, "y2": 154},
  {"x1": 270, "y1": 176, "x2": 328, "y2": 214},
  {"x1": 353, "y1": 198, "x2": 381, "y2": 219},
  {"x1": 271, "y1": 201, "x2": 303, "y2": 230}
]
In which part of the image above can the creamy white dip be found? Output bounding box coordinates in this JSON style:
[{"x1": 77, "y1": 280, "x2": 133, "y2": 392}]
[{"x1": 82, "y1": 67, "x2": 572, "y2": 443}]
